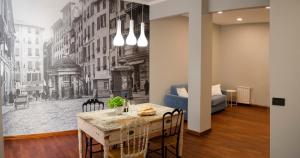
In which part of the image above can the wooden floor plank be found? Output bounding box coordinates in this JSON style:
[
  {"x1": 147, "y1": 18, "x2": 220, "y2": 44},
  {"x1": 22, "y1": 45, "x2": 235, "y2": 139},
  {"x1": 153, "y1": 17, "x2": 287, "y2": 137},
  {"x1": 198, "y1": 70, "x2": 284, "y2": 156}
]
[{"x1": 4, "y1": 105, "x2": 269, "y2": 158}]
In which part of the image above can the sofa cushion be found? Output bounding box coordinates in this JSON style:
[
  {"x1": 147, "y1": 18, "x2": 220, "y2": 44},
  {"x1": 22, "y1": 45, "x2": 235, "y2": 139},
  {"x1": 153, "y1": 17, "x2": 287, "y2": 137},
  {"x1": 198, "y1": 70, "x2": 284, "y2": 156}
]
[
  {"x1": 211, "y1": 95, "x2": 226, "y2": 106},
  {"x1": 176, "y1": 88, "x2": 188, "y2": 98},
  {"x1": 170, "y1": 84, "x2": 188, "y2": 96}
]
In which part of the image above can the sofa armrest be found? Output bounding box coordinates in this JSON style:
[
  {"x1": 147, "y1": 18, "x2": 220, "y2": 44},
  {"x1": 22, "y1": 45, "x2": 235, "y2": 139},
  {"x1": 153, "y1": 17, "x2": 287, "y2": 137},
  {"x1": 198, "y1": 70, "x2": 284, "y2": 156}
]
[
  {"x1": 221, "y1": 90, "x2": 227, "y2": 95},
  {"x1": 164, "y1": 94, "x2": 188, "y2": 110}
]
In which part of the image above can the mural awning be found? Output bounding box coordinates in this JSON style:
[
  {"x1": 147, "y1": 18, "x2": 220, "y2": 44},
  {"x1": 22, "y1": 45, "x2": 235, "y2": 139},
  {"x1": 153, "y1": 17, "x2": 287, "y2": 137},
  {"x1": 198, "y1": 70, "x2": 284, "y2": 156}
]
[{"x1": 128, "y1": 60, "x2": 144, "y2": 65}]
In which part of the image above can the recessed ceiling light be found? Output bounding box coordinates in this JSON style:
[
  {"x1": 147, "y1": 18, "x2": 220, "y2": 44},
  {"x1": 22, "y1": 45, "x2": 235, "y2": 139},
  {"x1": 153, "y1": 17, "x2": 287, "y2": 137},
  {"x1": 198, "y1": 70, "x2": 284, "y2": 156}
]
[
  {"x1": 217, "y1": 11, "x2": 223, "y2": 14},
  {"x1": 266, "y1": 6, "x2": 271, "y2": 9},
  {"x1": 236, "y1": 18, "x2": 243, "y2": 22}
]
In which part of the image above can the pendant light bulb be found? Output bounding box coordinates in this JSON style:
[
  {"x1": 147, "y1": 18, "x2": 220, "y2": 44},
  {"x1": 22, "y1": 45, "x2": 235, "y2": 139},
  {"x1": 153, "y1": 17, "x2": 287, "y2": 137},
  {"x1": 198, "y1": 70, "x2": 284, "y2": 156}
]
[
  {"x1": 113, "y1": 19, "x2": 124, "y2": 46},
  {"x1": 138, "y1": 22, "x2": 148, "y2": 47},
  {"x1": 126, "y1": 20, "x2": 137, "y2": 45}
]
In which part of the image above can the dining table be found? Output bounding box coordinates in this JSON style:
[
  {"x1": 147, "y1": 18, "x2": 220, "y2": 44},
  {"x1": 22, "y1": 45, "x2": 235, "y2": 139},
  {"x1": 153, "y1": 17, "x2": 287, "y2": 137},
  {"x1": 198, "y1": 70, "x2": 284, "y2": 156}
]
[{"x1": 77, "y1": 103, "x2": 184, "y2": 158}]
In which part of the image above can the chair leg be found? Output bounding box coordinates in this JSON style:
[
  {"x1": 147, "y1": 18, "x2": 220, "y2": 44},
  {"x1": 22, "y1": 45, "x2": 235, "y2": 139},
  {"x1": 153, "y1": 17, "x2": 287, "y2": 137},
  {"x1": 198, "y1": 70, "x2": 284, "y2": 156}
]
[
  {"x1": 164, "y1": 146, "x2": 168, "y2": 158},
  {"x1": 89, "y1": 137, "x2": 93, "y2": 158},
  {"x1": 161, "y1": 146, "x2": 164, "y2": 158},
  {"x1": 85, "y1": 136, "x2": 88, "y2": 158}
]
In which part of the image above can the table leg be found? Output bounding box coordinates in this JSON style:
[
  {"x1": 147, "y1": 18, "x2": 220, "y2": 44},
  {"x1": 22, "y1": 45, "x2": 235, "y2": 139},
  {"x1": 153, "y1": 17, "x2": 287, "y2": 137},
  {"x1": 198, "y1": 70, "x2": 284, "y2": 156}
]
[
  {"x1": 103, "y1": 136, "x2": 109, "y2": 158},
  {"x1": 179, "y1": 116, "x2": 184, "y2": 157},
  {"x1": 78, "y1": 128, "x2": 83, "y2": 158}
]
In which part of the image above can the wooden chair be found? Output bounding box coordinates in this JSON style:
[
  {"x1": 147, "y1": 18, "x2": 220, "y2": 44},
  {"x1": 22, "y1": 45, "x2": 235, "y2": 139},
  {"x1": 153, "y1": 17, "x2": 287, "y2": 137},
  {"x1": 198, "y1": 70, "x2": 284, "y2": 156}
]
[
  {"x1": 82, "y1": 98, "x2": 105, "y2": 158},
  {"x1": 108, "y1": 119, "x2": 150, "y2": 158},
  {"x1": 148, "y1": 109, "x2": 184, "y2": 158}
]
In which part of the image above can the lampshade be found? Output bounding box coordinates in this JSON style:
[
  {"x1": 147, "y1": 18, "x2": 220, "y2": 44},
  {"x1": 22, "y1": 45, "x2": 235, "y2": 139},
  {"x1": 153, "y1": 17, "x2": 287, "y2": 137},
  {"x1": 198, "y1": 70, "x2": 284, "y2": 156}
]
[
  {"x1": 137, "y1": 22, "x2": 148, "y2": 47},
  {"x1": 126, "y1": 20, "x2": 137, "y2": 45},
  {"x1": 113, "y1": 19, "x2": 124, "y2": 46}
]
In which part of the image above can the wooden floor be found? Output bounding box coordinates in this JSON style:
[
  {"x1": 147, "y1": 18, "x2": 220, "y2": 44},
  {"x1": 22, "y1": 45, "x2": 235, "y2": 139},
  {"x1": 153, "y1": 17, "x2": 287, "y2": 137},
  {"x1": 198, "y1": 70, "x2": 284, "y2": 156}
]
[{"x1": 4, "y1": 105, "x2": 269, "y2": 158}]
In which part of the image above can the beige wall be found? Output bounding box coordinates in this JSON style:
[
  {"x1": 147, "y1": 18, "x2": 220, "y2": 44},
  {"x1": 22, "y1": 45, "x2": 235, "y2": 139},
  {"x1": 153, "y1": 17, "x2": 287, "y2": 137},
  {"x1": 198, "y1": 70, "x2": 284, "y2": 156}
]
[
  {"x1": 212, "y1": 23, "x2": 269, "y2": 106},
  {"x1": 149, "y1": 16, "x2": 189, "y2": 105},
  {"x1": 270, "y1": 0, "x2": 300, "y2": 157}
]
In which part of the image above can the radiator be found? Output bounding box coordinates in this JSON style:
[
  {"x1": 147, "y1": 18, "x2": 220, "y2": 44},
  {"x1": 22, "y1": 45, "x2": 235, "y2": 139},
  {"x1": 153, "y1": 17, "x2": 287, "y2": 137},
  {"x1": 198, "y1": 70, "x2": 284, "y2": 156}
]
[{"x1": 237, "y1": 86, "x2": 251, "y2": 104}]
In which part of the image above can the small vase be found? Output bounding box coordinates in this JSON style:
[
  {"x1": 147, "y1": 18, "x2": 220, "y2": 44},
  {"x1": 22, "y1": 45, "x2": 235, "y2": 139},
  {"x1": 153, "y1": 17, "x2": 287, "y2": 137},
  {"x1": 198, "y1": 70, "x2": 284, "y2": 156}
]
[{"x1": 115, "y1": 106, "x2": 123, "y2": 115}]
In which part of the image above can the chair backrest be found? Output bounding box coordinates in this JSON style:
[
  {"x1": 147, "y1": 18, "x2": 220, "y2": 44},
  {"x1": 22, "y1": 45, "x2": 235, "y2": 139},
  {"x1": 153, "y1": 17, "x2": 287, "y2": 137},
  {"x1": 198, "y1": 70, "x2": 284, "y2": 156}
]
[
  {"x1": 120, "y1": 119, "x2": 150, "y2": 158},
  {"x1": 82, "y1": 98, "x2": 104, "y2": 112},
  {"x1": 162, "y1": 109, "x2": 184, "y2": 148}
]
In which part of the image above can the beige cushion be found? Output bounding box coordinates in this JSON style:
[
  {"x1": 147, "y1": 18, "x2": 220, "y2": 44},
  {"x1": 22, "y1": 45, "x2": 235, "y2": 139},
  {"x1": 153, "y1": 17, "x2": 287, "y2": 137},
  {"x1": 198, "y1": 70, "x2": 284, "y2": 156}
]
[
  {"x1": 212, "y1": 84, "x2": 222, "y2": 96},
  {"x1": 176, "y1": 88, "x2": 188, "y2": 98}
]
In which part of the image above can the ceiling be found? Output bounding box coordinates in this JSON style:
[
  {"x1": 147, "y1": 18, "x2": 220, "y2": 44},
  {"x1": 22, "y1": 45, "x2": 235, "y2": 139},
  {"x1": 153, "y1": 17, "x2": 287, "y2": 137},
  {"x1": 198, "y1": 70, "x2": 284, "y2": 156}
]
[
  {"x1": 212, "y1": 7, "x2": 269, "y2": 25},
  {"x1": 126, "y1": 0, "x2": 166, "y2": 5}
]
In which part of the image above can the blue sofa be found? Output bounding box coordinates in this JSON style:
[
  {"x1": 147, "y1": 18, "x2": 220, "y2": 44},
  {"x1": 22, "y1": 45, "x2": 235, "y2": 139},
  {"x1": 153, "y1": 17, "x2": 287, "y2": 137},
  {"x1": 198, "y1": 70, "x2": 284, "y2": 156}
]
[{"x1": 164, "y1": 84, "x2": 227, "y2": 120}]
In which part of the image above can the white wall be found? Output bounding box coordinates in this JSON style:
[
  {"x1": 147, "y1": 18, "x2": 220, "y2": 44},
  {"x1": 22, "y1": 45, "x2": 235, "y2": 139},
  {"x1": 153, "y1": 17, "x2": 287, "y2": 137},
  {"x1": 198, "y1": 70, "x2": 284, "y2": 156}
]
[
  {"x1": 150, "y1": 16, "x2": 189, "y2": 104},
  {"x1": 209, "y1": 0, "x2": 269, "y2": 12},
  {"x1": 270, "y1": 0, "x2": 300, "y2": 157},
  {"x1": 150, "y1": 0, "x2": 211, "y2": 133},
  {"x1": 213, "y1": 23, "x2": 269, "y2": 106},
  {"x1": 150, "y1": 0, "x2": 271, "y2": 133}
]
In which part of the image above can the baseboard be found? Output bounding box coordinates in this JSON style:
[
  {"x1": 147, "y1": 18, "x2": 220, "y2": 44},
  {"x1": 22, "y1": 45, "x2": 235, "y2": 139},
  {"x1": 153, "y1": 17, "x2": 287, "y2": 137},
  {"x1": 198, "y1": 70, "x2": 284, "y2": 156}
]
[
  {"x1": 4, "y1": 130, "x2": 78, "y2": 141},
  {"x1": 185, "y1": 128, "x2": 211, "y2": 136},
  {"x1": 250, "y1": 104, "x2": 270, "y2": 108}
]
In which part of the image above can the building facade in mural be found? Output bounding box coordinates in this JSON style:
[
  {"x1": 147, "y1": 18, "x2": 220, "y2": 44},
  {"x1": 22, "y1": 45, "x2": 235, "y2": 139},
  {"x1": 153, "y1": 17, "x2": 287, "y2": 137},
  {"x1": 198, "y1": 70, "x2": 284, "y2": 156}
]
[
  {"x1": 49, "y1": 0, "x2": 150, "y2": 100},
  {"x1": 14, "y1": 23, "x2": 44, "y2": 96},
  {"x1": 0, "y1": 0, "x2": 15, "y2": 105},
  {"x1": 2, "y1": 0, "x2": 150, "y2": 136}
]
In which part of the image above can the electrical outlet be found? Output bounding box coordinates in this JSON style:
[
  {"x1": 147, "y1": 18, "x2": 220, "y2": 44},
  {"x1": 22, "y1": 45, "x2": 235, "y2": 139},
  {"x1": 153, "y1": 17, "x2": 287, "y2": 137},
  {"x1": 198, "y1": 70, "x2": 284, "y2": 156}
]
[{"x1": 272, "y1": 98, "x2": 285, "y2": 106}]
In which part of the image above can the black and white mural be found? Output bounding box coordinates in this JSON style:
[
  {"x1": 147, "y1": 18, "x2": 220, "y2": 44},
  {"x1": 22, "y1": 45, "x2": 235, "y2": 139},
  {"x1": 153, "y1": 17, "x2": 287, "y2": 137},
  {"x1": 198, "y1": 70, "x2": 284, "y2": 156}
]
[{"x1": 0, "y1": 0, "x2": 149, "y2": 136}]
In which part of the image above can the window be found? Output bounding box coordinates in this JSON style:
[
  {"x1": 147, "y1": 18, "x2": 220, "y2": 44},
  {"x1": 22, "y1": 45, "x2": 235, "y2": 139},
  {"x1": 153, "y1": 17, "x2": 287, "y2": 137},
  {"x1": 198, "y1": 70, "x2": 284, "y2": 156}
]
[
  {"x1": 28, "y1": 48, "x2": 32, "y2": 56},
  {"x1": 100, "y1": 14, "x2": 106, "y2": 28},
  {"x1": 15, "y1": 73, "x2": 20, "y2": 82},
  {"x1": 97, "y1": 39, "x2": 100, "y2": 53},
  {"x1": 16, "y1": 61, "x2": 20, "y2": 71},
  {"x1": 92, "y1": 22, "x2": 95, "y2": 37},
  {"x1": 103, "y1": 36, "x2": 107, "y2": 54},
  {"x1": 28, "y1": 38, "x2": 31, "y2": 44},
  {"x1": 93, "y1": 64, "x2": 95, "y2": 77},
  {"x1": 35, "y1": 49, "x2": 39, "y2": 56},
  {"x1": 35, "y1": 29, "x2": 39, "y2": 35},
  {"x1": 35, "y1": 37, "x2": 39, "y2": 44},
  {"x1": 88, "y1": 45, "x2": 90, "y2": 61},
  {"x1": 103, "y1": 0, "x2": 106, "y2": 9},
  {"x1": 27, "y1": 73, "x2": 31, "y2": 81},
  {"x1": 97, "y1": 58, "x2": 101, "y2": 71},
  {"x1": 110, "y1": 19, "x2": 116, "y2": 29},
  {"x1": 97, "y1": 2, "x2": 100, "y2": 12},
  {"x1": 92, "y1": 42, "x2": 95, "y2": 58},
  {"x1": 88, "y1": 25, "x2": 90, "y2": 39},
  {"x1": 28, "y1": 61, "x2": 33, "y2": 70},
  {"x1": 90, "y1": 3, "x2": 94, "y2": 16},
  {"x1": 120, "y1": 1, "x2": 125, "y2": 11},
  {"x1": 97, "y1": 17, "x2": 100, "y2": 30},
  {"x1": 28, "y1": 27, "x2": 31, "y2": 33},
  {"x1": 15, "y1": 48, "x2": 19, "y2": 56},
  {"x1": 112, "y1": 56, "x2": 116, "y2": 67},
  {"x1": 104, "y1": 82, "x2": 109, "y2": 90},
  {"x1": 32, "y1": 73, "x2": 38, "y2": 81},
  {"x1": 103, "y1": 56, "x2": 107, "y2": 70},
  {"x1": 35, "y1": 61, "x2": 40, "y2": 71}
]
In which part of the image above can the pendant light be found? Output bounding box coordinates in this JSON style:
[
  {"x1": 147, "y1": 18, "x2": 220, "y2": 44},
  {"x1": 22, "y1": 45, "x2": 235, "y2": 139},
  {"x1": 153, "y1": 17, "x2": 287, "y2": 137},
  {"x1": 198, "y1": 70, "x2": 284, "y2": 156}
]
[
  {"x1": 138, "y1": 5, "x2": 148, "y2": 47},
  {"x1": 126, "y1": 2, "x2": 137, "y2": 45},
  {"x1": 113, "y1": 0, "x2": 124, "y2": 46}
]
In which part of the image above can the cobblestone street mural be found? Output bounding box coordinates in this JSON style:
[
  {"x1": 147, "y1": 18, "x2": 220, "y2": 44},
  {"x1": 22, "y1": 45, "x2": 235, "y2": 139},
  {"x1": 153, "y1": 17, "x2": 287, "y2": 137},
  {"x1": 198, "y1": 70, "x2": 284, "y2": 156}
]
[{"x1": 1, "y1": 0, "x2": 149, "y2": 136}]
